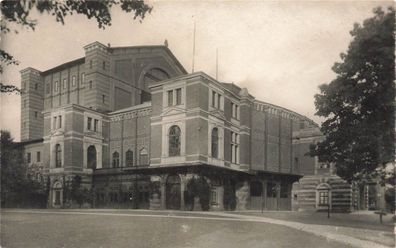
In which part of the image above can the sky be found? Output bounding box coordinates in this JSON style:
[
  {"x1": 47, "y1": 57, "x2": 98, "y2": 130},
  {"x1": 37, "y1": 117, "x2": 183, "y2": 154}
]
[{"x1": 0, "y1": 0, "x2": 393, "y2": 141}]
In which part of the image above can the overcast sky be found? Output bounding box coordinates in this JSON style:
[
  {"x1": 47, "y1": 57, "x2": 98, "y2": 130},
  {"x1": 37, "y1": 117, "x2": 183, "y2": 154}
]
[{"x1": 1, "y1": 0, "x2": 392, "y2": 141}]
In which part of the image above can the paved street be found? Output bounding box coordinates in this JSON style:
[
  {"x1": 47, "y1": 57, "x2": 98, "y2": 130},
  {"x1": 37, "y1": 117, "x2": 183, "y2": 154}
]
[{"x1": 1, "y1": 209, "x2": 393, "y2": 248}]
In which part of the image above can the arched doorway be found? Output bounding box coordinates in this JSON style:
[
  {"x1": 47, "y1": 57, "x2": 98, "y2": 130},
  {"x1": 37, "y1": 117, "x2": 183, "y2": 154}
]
[
  {"x1": 52, "y1": 181, "x2": 63, "y2": 208},
  {"x1": 166, "y1": 175, "x2": 181, "y2": 210},
  {"x1": 87, "y1": 145, "x2": 97, "y2": 169}
]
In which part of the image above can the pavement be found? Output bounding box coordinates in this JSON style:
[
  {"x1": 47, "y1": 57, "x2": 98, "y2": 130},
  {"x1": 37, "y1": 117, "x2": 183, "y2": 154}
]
[
  {"x1": 203, "y1": 211, "x2": 395, "y2": 248},
  {"x1": 1, "y1": 209, "x2": 394, "y2": 248}
]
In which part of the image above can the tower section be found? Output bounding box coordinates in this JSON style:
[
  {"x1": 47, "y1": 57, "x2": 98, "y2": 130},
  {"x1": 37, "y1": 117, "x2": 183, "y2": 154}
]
[
  {"x1": 20, "y1": 68, "x2": 44, "y2": 141},
  {"x1": 83, "y1": 42, "x2": 112, "y2": 112}
]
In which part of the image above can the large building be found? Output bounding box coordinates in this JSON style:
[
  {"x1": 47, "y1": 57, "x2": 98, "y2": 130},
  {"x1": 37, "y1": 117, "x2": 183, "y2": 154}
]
[{"x1": 21, "y1": 41, "x2": 328, "y2": 210}]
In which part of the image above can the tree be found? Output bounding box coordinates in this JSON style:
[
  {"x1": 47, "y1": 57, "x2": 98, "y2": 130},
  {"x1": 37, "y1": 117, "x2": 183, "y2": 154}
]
[
  {"x1": 310, "y1": 7, "x2": 395, "y2": 184},
  {"x1": 1, "y1": 130, "x2": 47, "y2": 207},
  {"x1": 185, "y1": 176, "x2": 211, "y2": 211},
  {"x1": 0, "y1": 0, "x2": 152, "y2": 94}
]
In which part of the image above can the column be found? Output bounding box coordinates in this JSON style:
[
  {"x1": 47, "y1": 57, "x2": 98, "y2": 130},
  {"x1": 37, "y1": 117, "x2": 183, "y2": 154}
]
[
  {"x1": 160, "y1": 176, "x2": 166, "y2": 210},
  {"x1": 276, "y1": 181, "x2": 281, "y2": 211},
  {"x1": 262, "y1": 179, "x2": 267, "y2": 210},
  {"x1": 180, "y1": 174, "x2": 185, "y2": 211}
]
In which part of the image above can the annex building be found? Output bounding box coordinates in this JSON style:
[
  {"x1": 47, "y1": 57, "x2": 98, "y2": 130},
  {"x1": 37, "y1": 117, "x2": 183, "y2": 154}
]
[{"x1": 20, "y1": 41, "x2": 367, "y2": 211}]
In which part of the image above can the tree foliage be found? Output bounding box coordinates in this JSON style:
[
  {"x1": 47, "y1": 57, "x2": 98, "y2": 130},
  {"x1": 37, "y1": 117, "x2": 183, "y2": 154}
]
[
  {"x1": 310, "y1": 7, "x2": 395, "y2": 183},
  {"x1": 1, "y1": 130, "x2": 47, "y2": 207},
  {"x1": 185, "y1": 176, "x2": 211, "y2": 211},
  {"x1": 63, "y1": 175, "x2": 92, "y2": 208},
  {"x1": 0, "y1": 0, "x2": 152, "y2": 93}
]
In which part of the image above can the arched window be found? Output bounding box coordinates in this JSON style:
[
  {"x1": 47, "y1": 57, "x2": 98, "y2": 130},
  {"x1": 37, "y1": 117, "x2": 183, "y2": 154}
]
[
  {"x1": 126, "y1": 150, "x2": 134, "y2": 167},
  {"x1": 139, "y1": 148, "x2": 149, "y2": 166},
  {"x1": 211, "y1": 128, "x2": 219, "y2": 158},
  {"x1": 87, "y1": 145, "x2": 97, "y2": 169},
  {"x1": 55, "y1": 144, "x2": 62, "y2": 168},
  {"x1": 112, "y1": 151, "x2": 120, "y2": 168},
  {"x1": 169, "y1": 125, "x2": 181, "y2": 156}
]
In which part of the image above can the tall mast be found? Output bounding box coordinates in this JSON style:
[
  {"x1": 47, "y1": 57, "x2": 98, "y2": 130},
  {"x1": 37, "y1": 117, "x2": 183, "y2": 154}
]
[
  {"x1": 192, "y1": 19, "x2": 196, "y2": 73},
  {"x1": 216, "y1": 48, "x2": 218, "y2": 80}
]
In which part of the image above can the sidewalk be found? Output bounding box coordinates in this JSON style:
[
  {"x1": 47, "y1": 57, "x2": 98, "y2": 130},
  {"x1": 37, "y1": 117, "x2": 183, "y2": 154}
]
[
  {"x1": 207, "y1": 211, "x2": 395, "y2": 248},
  {"x1": 233, "y1": 210, "x2": 394, "y2": 231}
]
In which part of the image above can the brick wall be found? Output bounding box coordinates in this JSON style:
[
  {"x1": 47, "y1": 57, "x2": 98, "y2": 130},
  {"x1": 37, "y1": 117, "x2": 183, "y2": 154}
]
[{"x1": 20, "y1": 68, "x2": 44, "y2": 141}]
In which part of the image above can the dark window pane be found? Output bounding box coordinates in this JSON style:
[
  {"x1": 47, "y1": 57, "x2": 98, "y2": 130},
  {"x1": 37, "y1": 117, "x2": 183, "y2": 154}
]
[
  {"x1": 112, "y1": 151, "x2": 120, "y2": 168},
  {"x1": 211, "y1": 128, "x2": 219, "y2": 158},
  {"x1": 176, "y1": 88, "x2": 182, "y2": 105},
  {"x1": 55, "y1": 144, "x2": 62, "y2": 167},
  {"x1": 126, "y1": 150, "x2": 134, "y2": 167},
  {"x1": 169, "y1": 125, "x2": 181, "y2": 156},
  {"x1": 87, "y1": 146, "x2": 97, "y2": 169},
  {"x1": 168, "y1": 90, "x2": 173, "y2": 106}
]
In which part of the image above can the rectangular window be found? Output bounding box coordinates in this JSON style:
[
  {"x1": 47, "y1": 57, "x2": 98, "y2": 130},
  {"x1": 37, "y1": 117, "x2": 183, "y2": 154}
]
[
  {"x1": 54, "y1": 81, "x2": 58, "y2": 92},
  {"x1": 53, "y1": 116, "x2": 57, "y2": 129},
  {"x1": 72, "y1": 76, "x2": 76, "y2": 87},
  {"x1": 90, "y1": 60, "x2": 93, "y2": 69},
  {"x1": 217, "y1": 94, "x2": 221, "y2": 109},
  {"x1": 212, "y1": 91, "x2": 216, "y2": 107},
  {"x1": 103, "y1": 61, "x2": 106, "y2": 70},
  {"x1": 232, "y1": 103, "x2": 239, "y2": 119},
  {"x1": 231, "y1": 132, "x2": 239, "y2": 164},
  {"x1": 46, "y1": 84, "x2": 50, "y2": 94},
  {"x1": 102, "y1": 95, "x2": 106, "y2": 104},
  {"x1": 27, "y1": 153, "x2": 31, "y2": 163},
  {"x1": 58, "y1": 115, "x2": 62, "y2": 128},
  {"x1": 63, "y1": 78, "x2": 67, "y2": 89},
  {"x1": 211, "y1": 188, "x2": 218, "y2": 205},
  {"x1": 87, "y1": 117, "x2": 92, "y2": 130},
  {"x1": 81, "y1": 73, "x2": 85, "y2": 84},
  {"x1": 34, "y1": 111, "x2": 38, "y2": 118},
  {"x1": 94, "y1": 119, "x2": 99, "y2": 132},
  {"x1": 231, "y1": 102, "x2": 234, "y2": 116},
  {"x1": 34, "y1": 83, "x2": 38, "y2": 90},
  {"x1": 37, "y1": 151, "x2": 41, "y2": 162},
  {"x1": 176, "y1": 88, "x2": 182, "y2": 105},
  {"x1": 89, "y1": 81, "x2": 93, "y2": 89},
  {"x1": 319, "y1": 191, "x2": 329, "y2": 205},
  {"x1": 167, "y1": 90, "x2": 173, "y2": 106}
]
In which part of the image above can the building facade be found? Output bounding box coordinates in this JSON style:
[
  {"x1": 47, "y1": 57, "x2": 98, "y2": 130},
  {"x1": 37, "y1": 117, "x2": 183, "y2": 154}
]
[
  {"x1": 21, "y1": 41, "x2": 321, "y2": 210},
  {"x1": 291, "y1": 127, "x2": 389, "y2": 212}
]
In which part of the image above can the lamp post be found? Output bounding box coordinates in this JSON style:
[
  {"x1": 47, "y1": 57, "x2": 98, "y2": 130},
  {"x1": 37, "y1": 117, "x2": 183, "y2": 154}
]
[{"x1": 134, "y1": 162, "x2": 139, "y2": 209}]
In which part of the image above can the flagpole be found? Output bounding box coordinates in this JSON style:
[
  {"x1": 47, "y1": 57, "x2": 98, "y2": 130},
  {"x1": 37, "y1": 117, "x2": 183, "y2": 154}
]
[
  {"x1": 216, "y1": 48, "x2": 218, "y2": 80},
  {"x1": 192, "y1": 19, "x2": 196, "y2": 73}
]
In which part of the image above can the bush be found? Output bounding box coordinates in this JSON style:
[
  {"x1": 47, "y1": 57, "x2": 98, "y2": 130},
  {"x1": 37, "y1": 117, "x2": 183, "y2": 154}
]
[
  {"x1": 185, "y1": 176, "x2": 211, "y2": 211},
  {"x1": 223, "y1": 180, "x2": 236, "y2": 211},
  {"x1": 385, "y1": 187, "x2": 395, "y2": 212}
]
